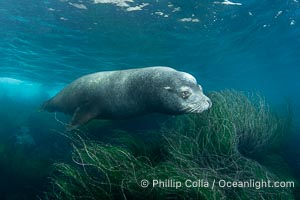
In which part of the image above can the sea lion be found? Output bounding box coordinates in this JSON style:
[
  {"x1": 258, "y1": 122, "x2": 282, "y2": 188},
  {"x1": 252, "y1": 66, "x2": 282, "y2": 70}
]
[{"x1": 41, "y1": 67, "x2": 212, "y2": 128}]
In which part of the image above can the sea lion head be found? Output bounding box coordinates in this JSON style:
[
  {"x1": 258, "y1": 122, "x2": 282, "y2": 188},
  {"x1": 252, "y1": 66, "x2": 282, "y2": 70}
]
[{"x1": 158, "y1": 70, "x2": 212, "y2": 115}]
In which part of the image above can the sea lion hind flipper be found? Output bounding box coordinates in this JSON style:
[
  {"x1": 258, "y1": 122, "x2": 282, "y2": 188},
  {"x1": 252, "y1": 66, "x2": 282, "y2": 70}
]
[
  {"x1": 70, "y1": 104, "x2": 99, "y2": 128},
  {"x1": 40, "y1": 98, "x2": 59, "y2": 112},
  {"x1": 39, "y1": 99, "x2": 51, "y2": 112}
]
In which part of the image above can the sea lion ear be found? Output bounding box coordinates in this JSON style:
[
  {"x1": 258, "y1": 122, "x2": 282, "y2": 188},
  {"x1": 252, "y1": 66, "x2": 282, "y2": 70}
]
[{"x1": 164, "y1": 86, "x2": 172, "y2": 91}]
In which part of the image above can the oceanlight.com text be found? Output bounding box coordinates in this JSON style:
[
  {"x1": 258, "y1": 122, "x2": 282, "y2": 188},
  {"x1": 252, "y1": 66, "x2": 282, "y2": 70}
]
[{"x1": 140, "y1": 179, "x2": 295, "y2": 190}]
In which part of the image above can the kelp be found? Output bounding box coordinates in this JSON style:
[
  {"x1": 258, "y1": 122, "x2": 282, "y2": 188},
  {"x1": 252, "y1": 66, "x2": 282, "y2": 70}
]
[{"x1": 44, "y1": 90, "x2": 295, "y2": 200}]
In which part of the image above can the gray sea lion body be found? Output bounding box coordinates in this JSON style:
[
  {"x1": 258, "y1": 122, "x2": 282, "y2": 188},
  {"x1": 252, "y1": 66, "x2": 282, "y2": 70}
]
[{"x1": 42, "y1": 67, "x2": 211, "y2": 128}]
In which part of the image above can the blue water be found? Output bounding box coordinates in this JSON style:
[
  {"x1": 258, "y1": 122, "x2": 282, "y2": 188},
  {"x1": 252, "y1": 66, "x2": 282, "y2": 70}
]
[
  {"x1": 1, "y1": 0, "x2": 300, "y2": 108},
  {"x1": 0, "y1": 0, "x2": 300, "y2": 199}
]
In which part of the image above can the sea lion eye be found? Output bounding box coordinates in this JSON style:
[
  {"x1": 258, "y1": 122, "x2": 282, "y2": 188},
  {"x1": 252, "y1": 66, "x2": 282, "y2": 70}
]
[{"x1": 181, "y1": 91, "x2": 191, "y2": 99}]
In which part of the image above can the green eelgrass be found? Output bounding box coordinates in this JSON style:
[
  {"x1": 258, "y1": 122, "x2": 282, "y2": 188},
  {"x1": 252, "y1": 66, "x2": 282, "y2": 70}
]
[{"x1": 45, "y1": 90, "x2": 295, "y2": 200}]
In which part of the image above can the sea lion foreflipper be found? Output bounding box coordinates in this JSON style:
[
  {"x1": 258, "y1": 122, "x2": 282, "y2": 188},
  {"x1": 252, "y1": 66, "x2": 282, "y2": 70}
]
[{"x1": 70, "y1": 104, "x2": 99, "y2": 127}]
